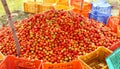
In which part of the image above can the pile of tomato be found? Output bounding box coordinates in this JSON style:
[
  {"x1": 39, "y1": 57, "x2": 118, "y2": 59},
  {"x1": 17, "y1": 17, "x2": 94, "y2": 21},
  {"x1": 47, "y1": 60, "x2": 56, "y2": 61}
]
[{"x1": 0, "y1": 10, "x2": 119, "y2": 63}]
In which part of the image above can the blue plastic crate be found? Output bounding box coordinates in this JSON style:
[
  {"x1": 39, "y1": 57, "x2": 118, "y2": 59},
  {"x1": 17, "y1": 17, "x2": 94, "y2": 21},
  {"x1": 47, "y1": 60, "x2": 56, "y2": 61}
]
[
  {"x1": 91, "y1": 2, "x2": 112, "y2": 14},
  {"x1": 89, "y1": 11, "x2": 111, "y2": 24},
  {"x1": 96, "y1": 12, "x2": 111, "y2": 24},
  {"x1": 89, "y1": 11, "x2": 97, "y2": 20},
  {"x1": 106, "y1": 47, "x2": 120, "y2": 69}
]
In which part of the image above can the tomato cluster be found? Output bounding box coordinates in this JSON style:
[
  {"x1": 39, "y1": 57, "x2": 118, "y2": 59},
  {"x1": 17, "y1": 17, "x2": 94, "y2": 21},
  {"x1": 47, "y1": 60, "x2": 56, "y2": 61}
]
[{"x1": 0, "y1": 10, "x2": 119, "y2": 63}]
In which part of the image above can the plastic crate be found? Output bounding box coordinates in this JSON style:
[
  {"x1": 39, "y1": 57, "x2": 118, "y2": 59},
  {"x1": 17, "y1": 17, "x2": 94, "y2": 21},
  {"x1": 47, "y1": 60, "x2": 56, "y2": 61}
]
[
  {"x1": 91, "y1": 2, "x2": 111, "y2": 14},
  {"x1": 107, "y1": 16, "x2": 120, "y2": 33},
  {"x1": 0, "y1": 52, "x2": 4, "y2": 62},
  {"x1": 57, "y1": 0, "x2": 68, "y2": 3},
  {"x1": 57, "y1": 0, "x2": 69, "y2": 6},
  {"x1": 89, "y1": 11, "x2": 97, "y2": 20},
  {"x1": 72, "y1": 8, "x2": 81, "y2": 15},
  {"x1": 108, "y1": 41, "x2": 120, "y2": 51},
  {"x1": 72, "y1": 2, "x2": 91, "y2": 12},
  {"x1": 37, "y1": 4, "x2": 43, "y2": 13},
  {"x1": 55, "y1": 5, "x2": 73, "y2": 11},
  {"x1": 24, "y1": 2, "x2": 39, "y2": 14},
  {"x1": 79, "y1": 46, "x2": 112, "y2": 69},
  {"x1": 80, "y1": 11, "x2": 89, "y2": 18},
  {"x1": 0, "y1": 55, "x2": 42, "y2": 69},
  {"x1": 37, "y1": 3, "x2": 55, "y2": 13},
  {"x1": 96, "y1": 12, "x2": 111, "y2": 24},
  {"x1": 119, "y1": 10, "x2": 120, "y2": 16},
  {"x1": 82, "y1": 2, "x2": 92, "y2": 12},
  {"x1": 57, "y1": 2, "x2": 69, "y2": 6},
  {"x1": 24, "y1": 2, "x2": 28, "y2": 13},
  {"x1": 119, "y1": 10, "x2": 120, "y2": 23},
  {"x1": 43, "y1": 0, "x2": 57, "y2": 4},
  {"x1": 42, "y1": 60, "x2": 84, "y2": 69},
  {"x1": 79, "y1": 59, "x2": 91, "y2": 69},
  {"x1": 70, "y1": 0, "x2": 82, "y2": 5},
  {"x1": 117, "y1": 25, "x2": 120, "y2": 37},
  {"x1": 89, "y1": 11, "x2": 111, "y2": 24},
  {"x1": 106, "y1": 47, "x2": 120, "y2": 69},
  {"x1": 72, "y1": 8, "x2": 89, "y2": 17},
  {"x1": 42, "y1": 4, "x2": 55, "y2": 12}
]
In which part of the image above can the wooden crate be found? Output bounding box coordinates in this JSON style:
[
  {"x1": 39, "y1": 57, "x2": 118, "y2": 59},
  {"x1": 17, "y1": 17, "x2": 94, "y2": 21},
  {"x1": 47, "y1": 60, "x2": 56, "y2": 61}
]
[{"x1": 79, "y1": 46, "x2": 112, "y2": 69}]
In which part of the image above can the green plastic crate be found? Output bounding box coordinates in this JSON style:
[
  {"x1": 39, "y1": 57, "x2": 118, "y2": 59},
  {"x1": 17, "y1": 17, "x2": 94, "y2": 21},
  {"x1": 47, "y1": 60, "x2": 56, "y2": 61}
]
[{"x1": 106, "y1": 47, "x2": 120, "y2": 69}]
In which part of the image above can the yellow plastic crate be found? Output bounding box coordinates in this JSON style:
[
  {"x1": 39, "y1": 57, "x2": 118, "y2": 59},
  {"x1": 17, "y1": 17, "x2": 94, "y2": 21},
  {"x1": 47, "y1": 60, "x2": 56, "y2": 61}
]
[
  {"x1": 43, "y1": 0, "x2": 57, "y2": 4},
  {"x1": 57, "y1": 0, "x2": 69, "y2": 4},
  {"x1": 24, "y1": 2, "x2": 41, "y2": 14},
  {"x1": 57, "y1": 2, "x2": 69, "y2": 6},
  {"x1": 55, "y1": 5, "x2": 73, "y2": 11},
  {"x1": 55, "y1": 5, "x2": 69, "y2": 10},
  {"x1": 37, "y1": 4, "x2": 43, "y2": 13},
  {"x1": 79, "y1": 46, "x2": 112, "y2": 69},
  {"x1": 42, "y1": 4, "x2": 55, "y2": 12}
]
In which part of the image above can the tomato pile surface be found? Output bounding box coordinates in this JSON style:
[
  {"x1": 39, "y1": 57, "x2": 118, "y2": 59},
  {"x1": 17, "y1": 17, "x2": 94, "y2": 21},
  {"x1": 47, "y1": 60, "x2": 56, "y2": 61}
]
[{"x1": 0, "y1": 10, "x2": 119, "y2": 63}]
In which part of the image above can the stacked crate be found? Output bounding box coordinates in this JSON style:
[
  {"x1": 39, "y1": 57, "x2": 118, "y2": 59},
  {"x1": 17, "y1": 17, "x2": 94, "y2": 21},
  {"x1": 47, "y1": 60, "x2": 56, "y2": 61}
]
[
  {"x1": 24, "y1": 1, "x2": 40, "y2": 13},
  {"x1": 89, "y1": 0, "x2": 112, "y2": 24},
  {"x1": 55, "y1": 0, "x2": 73, "y2": 10},
  {"x1": 24, "y1": 0, "x2": 56, "y2": 14},
  {"x1": 72, "y1": 1, "x2": 92, "y2": 17}
]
